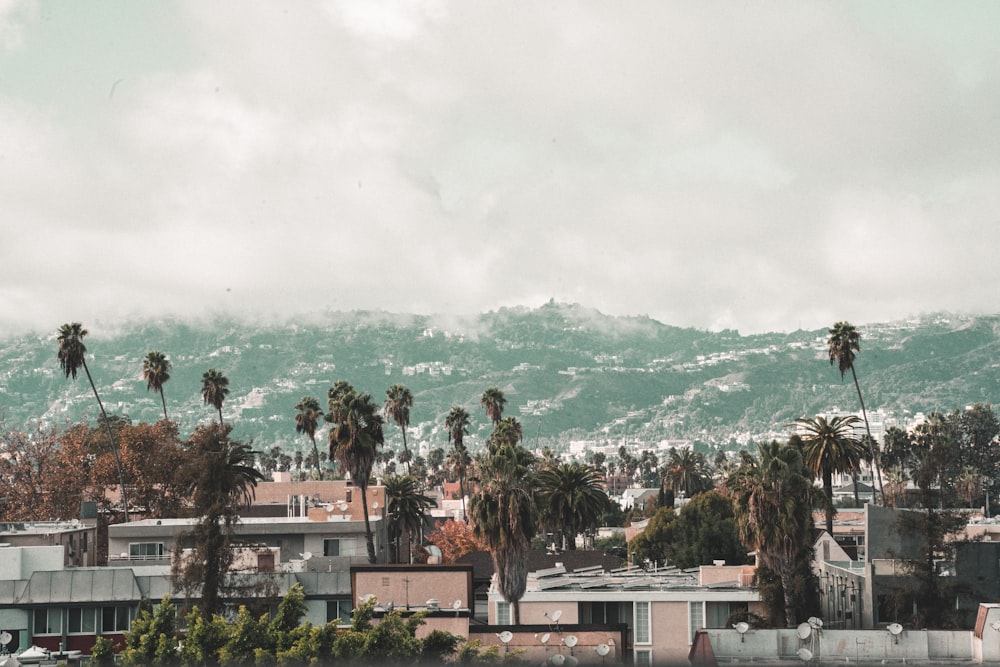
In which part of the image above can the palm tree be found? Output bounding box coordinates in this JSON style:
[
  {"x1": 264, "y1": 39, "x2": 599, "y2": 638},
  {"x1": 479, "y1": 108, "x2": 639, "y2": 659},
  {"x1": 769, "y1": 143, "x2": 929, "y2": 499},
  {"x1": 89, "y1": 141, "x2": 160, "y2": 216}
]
[
  {"x1": 383, "y1": 474, "x2": 436, "y2": 563},
  {"x1": 384, "y1": 384, "x2": 414, "y2": 475},
  {"x1": 201, "y1": 368, "x2": 230, "y2": 426},
  {"x1": 489, "y1": 416, "x2": 523, "y2": 452},
  {"x1": 445, "y1": 406, "x2": 472, "y2": 522},
  {"x1": 794, "y1": 415, "x2": 866, "y2": 534},
  {"x1": 57, "y1": 323, "x2": 130, "y2": 522},
  {"x1": 481, "y1": 387, "x2": 507, "y2": 426},
  {"x1": 469, "y1": 425, "x2": 536, "y2": 625},
  {"x1": 294, "y1": 396, "x2": 325, "y2": 480},
  {"x1": 327, "y1": 383, "x2": 384, "y2": 564},
  {"x1": 724, "y1": 441, "x2": 815, "y2": 627},
  {"x1": 142, "y1": 350, "x2": 172, "y2": 421},
  {"x1": 536, "y1": 462, "x2": 611, "y2": 551},
  {"x1": 662, "y1": 448, "x2": 712, "y2": 499},
  {"x1": 828, "y1": 321, "x2": 884, "y2": 504}
]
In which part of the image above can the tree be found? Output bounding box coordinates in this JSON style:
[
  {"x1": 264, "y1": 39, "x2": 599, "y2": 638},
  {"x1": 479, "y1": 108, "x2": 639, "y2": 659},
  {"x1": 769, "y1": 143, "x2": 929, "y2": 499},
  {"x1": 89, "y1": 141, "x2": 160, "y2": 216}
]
[
  {"x1": 794, "y1": 415, "x2": 866, "y2": 534},
  {"x1": 470, "y1": 416, "x2": 536, "y2": 625},
  {"x1": 172, "y1": 423, "x2": 264, "y2": 618},
  {"x1": 828, "y1": 321, "x2": 884, "y2": 504},
  {"x1": 142, "y1": 350, "x2": 172, "y2": 421},
  {"x1": 662, "y1": 448, "x2": 712, "y2": 499},
  {"x1": 294, "y1": 396, "x2": 324, "y2": 481},
  {"x1": 201, "y1": 368, "x2": 230, "y2": 426},
  {"x1": 384, "y1": 384, "x2": 414, "y2": 475},
  {"x1": 536, "y1": 462, "x2": 611, "y2": 551},
  {"x1": 327, "y1": 382, "x2": 384, "y2": 564},
  {"x1": 480, "y1": 387, "x2": 506, "y2": 425},
  {"x1": 724, "y1": 440, "x2": 816, "y2": 627},
  {"x1": 444, "y1": 406, "x2": 472, "y2": 522},
  {"x1": 427, "y1": 519, "x2": 485, "y2": 563},
  {"x1": 384, "y1": 474, "x2": 436, "y2": 563},
  {"x1": 57, "y1": 322, "x2": 131, "y2": 522}
]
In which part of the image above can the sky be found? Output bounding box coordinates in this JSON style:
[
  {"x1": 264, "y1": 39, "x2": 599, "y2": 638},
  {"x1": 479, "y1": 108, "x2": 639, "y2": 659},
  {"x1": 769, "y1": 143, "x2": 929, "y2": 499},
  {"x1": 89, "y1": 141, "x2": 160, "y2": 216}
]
[{"x1": 2, "y1": 1, "x2": 999, "y2": 337}]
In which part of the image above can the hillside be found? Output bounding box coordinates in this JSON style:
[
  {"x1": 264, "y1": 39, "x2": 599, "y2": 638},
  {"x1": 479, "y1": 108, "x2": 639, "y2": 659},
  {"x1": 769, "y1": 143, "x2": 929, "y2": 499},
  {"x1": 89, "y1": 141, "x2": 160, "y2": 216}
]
[{"x1": 2, "y1": 304, "x2": 998, "y2": 457}]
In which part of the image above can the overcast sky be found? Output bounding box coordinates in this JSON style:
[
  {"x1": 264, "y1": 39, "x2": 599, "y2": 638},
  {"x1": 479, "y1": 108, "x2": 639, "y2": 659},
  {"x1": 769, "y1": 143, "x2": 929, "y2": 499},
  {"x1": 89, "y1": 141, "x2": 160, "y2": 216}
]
[{"x1": 2, "y1": 1, "x2": 999, "y2": 338}]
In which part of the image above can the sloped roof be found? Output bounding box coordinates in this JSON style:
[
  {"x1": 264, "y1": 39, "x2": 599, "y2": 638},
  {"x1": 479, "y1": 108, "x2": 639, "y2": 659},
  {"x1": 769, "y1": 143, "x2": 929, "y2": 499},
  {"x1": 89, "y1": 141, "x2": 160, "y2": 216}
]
[{"x1": 17, "y1": 569, "x2": 142, "y2": 604}]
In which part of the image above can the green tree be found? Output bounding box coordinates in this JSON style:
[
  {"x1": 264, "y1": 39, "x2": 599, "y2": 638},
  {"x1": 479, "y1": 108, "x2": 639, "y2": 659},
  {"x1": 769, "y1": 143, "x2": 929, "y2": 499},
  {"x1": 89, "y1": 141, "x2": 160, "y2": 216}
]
[
  {"x1": 327, "y1": 382, "x2": 384, "y2": 564},
  {"x1": 794, "y1": 415, "x2": 866, "y2": 534},
  {"x1": 200, "y1": 368, "x2": 230, "y2": 426},
  {"x1": 536, "y1": 462, "x2": 611, "y2": 551},
  {"x1": 470, "y1": 417, "x2": 536, "y2": 625},
  {"x1": 480, "y1": 387, "x2": 506, "y2": 425},
  {"x1": 171, "y1": 424, "x2": 264, "y2": 618},
  {"x1": 57, "y1": 322, "x2": 130, "y2": 522},
  {"x1": 122, "y1": 595, "x2": 178, "y2": 666},
  {"x1": 384, "y1": 474, "x2": 436, "y2": 564},
  {"x1": 661, "y1": 448, "x2": 712, "y2": 499},
  {"x1": 294, "y1": 396, "x2": 325, "y2": 481},
  {"x1": 445, "y1": 406, "x2": 472, "y2": 522},
  {"x1": 828, "y1": 321, "x2": 884, "y2": 504},
  {"x1": 724, "y1": 440, "x2": 816, "y2": 627},
  {"x1": 141, "y1": 350, "x2": 172, "y2": 421},
  {"x1": 384, "y1": 384, "x2": 414, "y2": 476}
]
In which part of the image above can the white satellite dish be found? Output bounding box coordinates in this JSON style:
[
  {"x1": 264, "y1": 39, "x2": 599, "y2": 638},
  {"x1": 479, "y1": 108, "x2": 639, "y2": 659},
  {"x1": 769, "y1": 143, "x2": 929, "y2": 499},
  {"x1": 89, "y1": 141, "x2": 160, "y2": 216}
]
[
  {"x1": 301, "y1": 551, "x2": 313, "y2": 560},
  {"x1": 808, "y1": 616, "x2": 823, "y2": 629},
  {"x1": 887, "y1": 623, "x2": 903, "y2": 636},
  {"x1": 551, "y1": 609, "x2": 563, "y2": 622},
  {"x1": 338, "y1": 501, "x2": 349, "y2": 512},
  {"x1": 540, "y1": 633, "x2": 551, "y2": 644},
  {"x1": 498, "y1": 631, "x2": 513, "y2": 644},
  {"x1": 797, "y1": 648, "x2": 813, "y2": 662},
  {"x1": 796, "y1": 622, "x2": 812, "y2": 640},
  {"x1": 453, "y1": 599, "x2": 463, "y2": 610},
  {"x1": 734, "y1": 622, "x2": 750, "y2": 634},
  {"x1": 360, "y1": 593, "x2": 375, "y2": 603},
  {"x1": 595, "y1": 643, "x2": 610, "y2": 657},
  {"x1": 550, "y1": 655, "x2": 566, "y2": 666},
  {"x1": 372, "y1": 501, "x2": 379, "y2": 510},
  {"x1": 0, "y1": 632, "x2": 10, "y2": 647},
  {"x1": 565, "y1": 657, "x2": 579, "y2": 667},
  {"x1": 564, "y1": 635, "x2": 578, "y2": 648}
]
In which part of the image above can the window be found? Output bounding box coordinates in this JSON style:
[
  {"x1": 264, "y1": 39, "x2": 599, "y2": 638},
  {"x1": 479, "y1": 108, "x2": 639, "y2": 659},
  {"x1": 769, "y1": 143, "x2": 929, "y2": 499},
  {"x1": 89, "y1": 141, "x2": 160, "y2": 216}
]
[
  {"x1": 256, "y1": 552, "x2": 275, "y2": 572},
  {"x1": 129, "y1": 542, "x2": 164, "y2": 559},
  {"x1": 634, "y1": 601, "x2": 650, "y2": 644},
  {"x1": 327, "y1": 599, "x2": 353, "y2": 624},
  {"x1": 69, "y1": 608, "x2": 97, "y2": 634},
  {"x1": 323, "y1": 538, "x2": 341, "y2": 557},
  {"x1": 634, "y1": 649, "x2": 652, "y2": 666},
  {"x1": 688, "y1": 601, "x2": 704, "y2": 644},
  {"x1": 102, "y1": 606, "x2": 133, "y2": 633},
  {"x1": 33, "y1": 608, "x2": 62, "y2": 635},
  {"x1": 579, "y1": 601, "x2": 633, "y2": 626},
  {"x1": 496, "y1": 601, "x2": 511, "y2": 625}
]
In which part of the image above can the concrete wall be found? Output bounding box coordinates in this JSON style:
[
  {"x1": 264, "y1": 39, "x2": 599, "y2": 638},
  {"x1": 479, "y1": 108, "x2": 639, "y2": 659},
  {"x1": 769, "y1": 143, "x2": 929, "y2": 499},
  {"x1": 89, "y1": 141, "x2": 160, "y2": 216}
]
[{"x1": 0, "y1": 545, "x2": 64, "y2": 580}]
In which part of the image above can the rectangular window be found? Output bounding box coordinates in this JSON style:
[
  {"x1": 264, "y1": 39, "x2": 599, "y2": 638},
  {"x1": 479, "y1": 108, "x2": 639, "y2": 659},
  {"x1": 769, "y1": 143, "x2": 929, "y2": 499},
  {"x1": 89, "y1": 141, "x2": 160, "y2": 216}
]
[
  {"x1": 102, "y1": 606, "x2": 133, "y2": 633},
  {"x1": 129, "y1": 542, "x2": 164, "y2": 559},
  {"x1": 327, "y1": 599, "x2": 353, "y2": 624},
  {"x1": 688, "y1": 601, "x2": 704, "y2": 644},
  {"x1": 33, "y1": 608, "x2": 62, "y2": 635},
  {"x1": 706, "y1": 601, "x2": 747, "y2": 629},
  {"x1": 68, "y1": 608, "x2": 97, "y2": 634},
  {"x1": 634, "y1": 649, "x2": 652, "y2": 666},
  {"x1": 634, "y1": 601, "x2": 650, "y2": 644},
  {"x1": 496, "y1": 601, "x2": 511, "y2": 625},
  {"x1": 323, "y1": 538, "x2": 341, "y2": 557}
]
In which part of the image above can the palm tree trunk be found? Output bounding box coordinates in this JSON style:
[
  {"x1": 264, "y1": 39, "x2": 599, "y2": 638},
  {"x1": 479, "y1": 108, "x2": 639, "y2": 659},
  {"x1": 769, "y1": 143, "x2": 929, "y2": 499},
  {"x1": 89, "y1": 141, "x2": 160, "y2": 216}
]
[
  {"x1": 310, "y1": 435, "x2": 323, "y2": 481},
  {"x1": 359, "y1": 483, "x2": 377, "y2": 564},
  {"x1": 458, "y1": 469, "x2": 468, "y2": 523},
  {"x1": 217, "y1": 407, "x2": 224, "y2": 427},
  {"x1": 823, "y1": 471, "x2": 834, "y2": 535},
  {"x1": 401, "y1": 430, "x2": 411, "y2": 476},
  {"x1": 160, "y1": 391, "x2": 169, "y2": 421},
  {"x1": 83, "y1": 361, "x2": 130, "y2": 523},
  {"x1": 851, "y1": 366, "x2": 884, "y2": 505}
]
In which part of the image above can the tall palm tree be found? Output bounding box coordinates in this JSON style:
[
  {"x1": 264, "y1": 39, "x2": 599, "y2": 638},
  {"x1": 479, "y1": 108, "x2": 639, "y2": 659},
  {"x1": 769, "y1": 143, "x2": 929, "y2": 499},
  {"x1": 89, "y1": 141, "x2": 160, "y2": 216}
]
[
  {"x1": 445, "y1": 406, "x2": 472, "y2": 522},
  {"x1": 142, "y1": 350, "x2": 172, "y2": 421},
  {"x1": 327, "y1": 383, "x2": 384, "y2": 564},
  {"x1": 536, "y1": 462, "x2": 611, "y2": 551},
  {"x1": 57, "y1": 323, "x2": 130, "y2": 522},
  {"x1": 794, "y1": 415, "x2": 866, "y2": 534},
  {"x1": 828, "y1": 321, "x2": 884, "y2": 504},
  {"x1": 294, "y1": 396, "x2": 325, "y2": 480},
  {"x1": 662, "y1": 448, "x2": 712, "y2": 499},
  {"x1": 383, "y1": 474, "x2": 436, "y2": 564},
  {"x1": 489, "y1": 416, "x2": 523, "y2": 453},
  {"x1": 481, "y1": 387, "x2": 507, "y2": 426},
  {"x1": 384, "y1": 384, "x2": 414, "y2": 475},
  {"x1": 201, "y1": 368, "x2": 230, "y2": 426},
  {"x1": 724, "y1": 441, "x2": 815, "y2": 627},
  {"x1": 470, "y1": 425, "x2": 536, "y2": 625}
]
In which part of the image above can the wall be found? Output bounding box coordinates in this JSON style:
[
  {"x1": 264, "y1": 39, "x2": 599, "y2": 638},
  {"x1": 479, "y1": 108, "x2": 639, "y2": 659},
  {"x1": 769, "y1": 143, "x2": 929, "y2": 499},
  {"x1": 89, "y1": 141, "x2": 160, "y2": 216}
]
[{"x1": 0, "y1": 546, "x2": 64, "y2": 580}]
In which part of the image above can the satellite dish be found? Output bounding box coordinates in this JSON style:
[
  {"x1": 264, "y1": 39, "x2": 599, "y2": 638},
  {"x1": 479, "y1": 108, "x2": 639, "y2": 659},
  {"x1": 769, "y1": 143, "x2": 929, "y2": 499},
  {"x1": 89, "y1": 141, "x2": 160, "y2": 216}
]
[
  {"x1": 385, "y1": 601, "x2": 394, "y2": 612},
  {"x1": 595, "y1": 644, "x2": 610, "y2": 657},
  {"x1": 551, "y1": 609, "x2": 563, "y2": 622},
  {"x1": 372, "y1": 501, "x2": 379, "y2": 510},
  {"x1": 564, "y1": 635, "x2": 578, "y2": 648},
  {"x1": 565, "y1": 657, "x2": 579, "y2": 667},
  {"x1": 734, "y1": 622, "x2": 750, "y2": 634},
  {"x1": 887, "y1": 623, "x2": 903, "y2": 636},
  {"x1": 540, "y1": 633, "x2": 551, "y2": 644},
  {"x1": 361, "y1": 593, "x2": 375, "y2": 603},
  {"x1": 797, "y1": 648, "x2": 813, "y2": 662},
  {"x1": 453, "y1": 599, "x2": 463, "y2": 610},
  {"x1": 808, "y1": 616, "x2": 823, "y2": 629},
  {"x1": 0, "y1": 632, "x2": 10, "y2": 647},
  {"x1": 301, "y1": 551, "x2": 313, "y2": 560},
  {"x1": 498, "y1": 631, "x2": 514, "y2": 644},
  {"x1": 550, "y1": 655, "x2": 566, "y2": 666},
  {"x1": 796, "y1": 622, "x2": 812, "y2": 640},
  {"x1": 338, "y1": 501, "x2": 349, "y2": 512}
]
